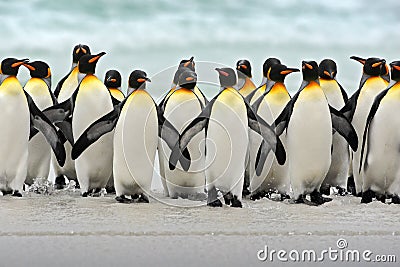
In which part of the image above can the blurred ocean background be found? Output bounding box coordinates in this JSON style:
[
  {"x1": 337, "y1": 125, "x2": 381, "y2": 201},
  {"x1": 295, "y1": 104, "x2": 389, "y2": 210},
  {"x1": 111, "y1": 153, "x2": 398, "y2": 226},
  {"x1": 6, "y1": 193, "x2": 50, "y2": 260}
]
[{"x1": 1, "y1": 0, "x2": 400, "y2": 99}]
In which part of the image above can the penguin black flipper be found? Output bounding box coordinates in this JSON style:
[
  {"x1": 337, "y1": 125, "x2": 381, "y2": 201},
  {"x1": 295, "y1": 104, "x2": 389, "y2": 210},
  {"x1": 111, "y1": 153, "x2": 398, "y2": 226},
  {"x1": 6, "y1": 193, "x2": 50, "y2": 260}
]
[
  {"x1": 273, "y1": 90, "x2": 301, "y2": 136},
  {"x1": 337, "y1": 81, "x2": 349, "y2": 103},
  {"x1": 340, "y1": 89, "x2": 361, "y2": 121},
  {"x1": 24, "y1": 91, "x2": 66, "y2": 166},
  {"x1": 55, "y1": 117, "x2": 74, "y2": 145},
  {"x1": 359, "y1": 88, "x2": 391, "y2": 173},
  {"x1": 246, "y1": 102, "x2": 286, "y2": 167},
  {"x1": 42, "y1": 87, "x2": 79, "y2": 123},
  {"x1": 254, "y1": 138, "x2": 286, "y2": 176},
  {"x1": 329, "y1": 105, "x2": 358, "y2": 152},
  {"x1": 156, "y1": 105, "x2": 191, "y2": 171},
  {"x1": 196, "y1": 85, "x2": 209, "y2": 105},
  {"x1": 54, "y1": 70, "x2": 72, "y2": 98},
  {"x1": 168, "y1": 98, "x2": 217, "y2": 171},
  {"x1": 71, "y1": 102, "x2": 124, "y2": 160}
]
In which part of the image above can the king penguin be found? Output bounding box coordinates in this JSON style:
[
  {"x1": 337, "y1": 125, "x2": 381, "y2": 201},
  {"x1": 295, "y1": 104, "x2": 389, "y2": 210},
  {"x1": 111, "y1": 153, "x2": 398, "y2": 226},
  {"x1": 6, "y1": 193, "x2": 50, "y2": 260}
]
[
  {"x1": 236, "y1": 59, "x2": 256, "y2": 97},
  {"x1": 161, "y1": 70, "x2": 206, "y2": 200},
  {"x1": 0, "y1": 58, "x2": 65, "y2": 196},
  {"x1": 248, "y1": 63, "x2": 299, "y2": 200},
  {"x1": 104, "y1": 69, "x2": 124, "y2": 105},
  {"x1": 71, "y1": 70, "x2": 188, "y2": 202},
  {"x1": 52, "y1": 44, "x2": 91, "y2": 189},
  {"x1": 358, "y1": 61, "x2": 400, "y2": 204},
  {"x1": 168, "y1": 67, "x2": 286, "y2": 208},
  {"x1": 318, "y1": 59, "x2": 350, "y2": 196},
  {"x1": 274, "y1": 61, "x2": 358, "y2": 205},
  {"x1": 23, "y1": 61, "x2": 56, "y2": 186},
  {"x1": 341, "y1": 56, "x2": 388, "y2": 196}
]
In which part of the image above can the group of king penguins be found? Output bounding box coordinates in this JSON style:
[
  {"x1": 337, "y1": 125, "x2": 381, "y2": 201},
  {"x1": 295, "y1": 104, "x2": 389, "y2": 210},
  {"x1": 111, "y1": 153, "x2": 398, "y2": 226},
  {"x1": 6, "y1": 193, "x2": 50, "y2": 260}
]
[{"x1": 1, "y1": 43, "x2": 399, "y2": 208}]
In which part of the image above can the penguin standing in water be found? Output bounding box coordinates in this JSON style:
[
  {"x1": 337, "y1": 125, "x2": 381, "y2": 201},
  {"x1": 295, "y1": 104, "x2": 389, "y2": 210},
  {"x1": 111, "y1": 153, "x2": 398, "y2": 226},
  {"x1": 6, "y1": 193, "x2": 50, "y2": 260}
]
[
  {"x1": 23, "y1": 61, "x2": 56, "y2": 185},
  {"x1": 71, "y1": 70, "x2": 189, "y2": 202},
  {"x1": 359, "y1": 61, "x2": 400, "y2": 204},
  {"x1": 274, "y1": 61, "x2": 358, "y2": 205},
  {"x1": 52, "y1": 44, "x2": 91, "y2": 189},
  {"x1": 236, "y1": 59, "x2": 256, "y2": 96},
  {"x1": 341, "y1": 56, "x2": 388, "y2": 196},
  {"x1": 104, "y1": 69, "x2": 124, "y2": 105},
  {"x1": 161, "y1": 70, "x2": 206, "y2": 200},
  {"x1": 318, "y1": 59, "x2": 350, "y2": 195},
  {"x1": 0, "y1": 58, "x2": 65, "y2": 196},
  {"x1": 248, "y1": 64, "x2": 299, "y2": 200},
  {"x1": 169, "y1": 68, "x2": 286, "y2": 208}
]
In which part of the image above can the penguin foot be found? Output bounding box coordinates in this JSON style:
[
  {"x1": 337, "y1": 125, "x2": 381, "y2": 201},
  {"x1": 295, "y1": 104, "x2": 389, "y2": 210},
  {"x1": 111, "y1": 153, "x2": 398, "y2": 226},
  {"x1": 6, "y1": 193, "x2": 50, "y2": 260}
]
[
  {"x1": 187, "y1": 192, "x2": 207, "y2": 201},
  {"x1": 137, "y1": 194, "x2": 149, "y2": 203},
  {"x1": 207, "y1": 199, "x2": 223, "y2": 207},
  {"x1": 105, "y1": 186, "x2": 115, "y2": 194},
  {"x1": 292, "y1": 195, "x2": 305, "y2": 204},
  {"x1": 223, "y1": 192, "x2": 233, "y2": 205},
  {"x1": 250, "y1": 191, "x2": 264, "y2": 201},
  {"x1": 347, "y1": 176, "x2": 357, "y2": 196},
  {"x1": 231, "y1": 196, "x2": 242, "y2": 208},
  {"x1": 12, "y1": 190, "x2": 22, "y2": 197},
  {"x1": 90, "y1": 188, "x2": 102, "y2": 197},
  {"x1": 336, "y1": 186, "x2": 347, "y2": 196},
  {"x1": 280, "y1": 194, "x2": 291, "y2": 201},
  {"x1": 361, "y1": 189, "x2": 374, "y2": 204},
  {"x1": 320, "y1": 185, "x2": 331, "y2": 196},
  {"x1": 54, "y1": 175, "x2": 66, "y2": 190},
  {"x1": 376, "y1": 194, "x2": 386, "y2": 204},
  {"x1": 391, "y1": 195, "x2": 400, "y2": 204},
  {"x1": 116, "y1": 195, "x2": 133, "y2": 204},
  {"x1": 131, "y1": 194, "x2": 139, "y2": 200},
  {"x1": 310, "y1": 190, "x2": 326, "y2": 205},
  {"x1": 81, "y1": 192, "x2": 88, "y2": 197},
  {"x1": 2, "y1": 189, "x2": 13, "y2": 195},
  {"x1": 242, "y1": 187, "x2": 250, "y2": 198}
]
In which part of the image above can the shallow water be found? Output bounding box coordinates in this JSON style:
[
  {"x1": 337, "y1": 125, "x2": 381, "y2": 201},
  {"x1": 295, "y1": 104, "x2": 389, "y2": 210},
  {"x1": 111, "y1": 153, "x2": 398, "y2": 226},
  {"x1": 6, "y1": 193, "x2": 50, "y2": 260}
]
[{"x1": 0, "y1": 189, "x2": 399, "y2": 266}]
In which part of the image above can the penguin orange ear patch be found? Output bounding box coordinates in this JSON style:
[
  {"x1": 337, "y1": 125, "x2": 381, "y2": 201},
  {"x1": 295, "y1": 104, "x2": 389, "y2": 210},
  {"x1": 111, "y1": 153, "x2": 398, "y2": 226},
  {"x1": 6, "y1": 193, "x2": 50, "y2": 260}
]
[
  {"x1": 280, "y1": 70, "x2": 294, "y2": 75},
  {"x1": 185, "y1": 77, "x2": 194, "y2": 81},
  {"x1": 323, "y1": 70, "x2": 331, "y2": 77},
  {"x1": 372, "y1": 62, "x2": 382, "y2": 68},
  {"x1": 75, "y1": 48, "x2": 81, "y2": 54},
  {"x1": 23, "y1": 64, "x2": 35, "y2": 71},
  {"x1": 110, "y1": 78, "x2": 117, "y2": 82},
  {"x1": 46, "y1": 68, "x2": 51, "y2": 78},
  {"x1": 393, "y1": 65, "x2": 400, "y2": 71},
  {"x1": 81, "y1": 48, "x2": 87, "y2": 54},
  {"x1": 304, "y1": 63, "x2": 313, "y2": 70},
  {"x1": 137, "y1": 78, "x2": 146, "y2": 83},
  {"x1": 219, "y1": 70, "x2": 229, "y2": 77},
  {"x1": 240, "y1": 65, "x2": 247, "y2": 69}
]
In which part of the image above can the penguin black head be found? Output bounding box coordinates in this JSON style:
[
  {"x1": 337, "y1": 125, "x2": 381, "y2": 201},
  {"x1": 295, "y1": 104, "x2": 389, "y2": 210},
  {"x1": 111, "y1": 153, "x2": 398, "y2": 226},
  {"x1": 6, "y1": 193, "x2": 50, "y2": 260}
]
[
  {"x1": 301, "y1": 61, "x2": 319, "y2": 82},
  {"x1": 350, "y1": 56, "x2": 385, "y2": 77},
  {"x1": 263, "y1": 58, "x2": 281, "y2": 78},
  {"x1": 78, "y1": 52, "x2": 106, "y2": 74},
  {"x1": 128, "y1": 70, "x2": 151, "y2": 91},
  {"x1": 390, "y1": 61, "x2": 400, "y2": 82},
  {"x1": 23, "y1": 61, "x2": 51, "y2": 79},
  {"x1": 173, "y1": 66, "x2": 192, "y2": 85},
  {"x1": 72, "y1": 44, "x2": 91, "y2": 64},
  {"x1": 0, "y1": 58, "x2": 29, "y2": 76},
  {"x1": 215, "y1": 67, "x2": 236, "y2": 88},
  {"x1": 236, "y1": 59, "x2": 252, "y2": 78},
  {"x1": 318, "y1": 59, "x2": 337, "y2": 80},
  {"x1": 269, "y1": 64, "x2": 299, "y2": 83},
  {"x1": 104, "y1": 70, "x2": 122, "y2": 88},
  {"x1": 177, "y1": 70, "x2": 197, "y2": 90},
  {"x1": 179, "y1": 56, "x2": 195, "y2": 71}
]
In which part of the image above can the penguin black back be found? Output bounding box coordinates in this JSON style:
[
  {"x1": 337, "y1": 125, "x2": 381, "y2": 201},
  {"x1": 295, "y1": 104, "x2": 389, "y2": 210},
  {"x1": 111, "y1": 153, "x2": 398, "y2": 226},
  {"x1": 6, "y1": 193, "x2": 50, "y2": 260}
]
[
  {"x1": 319, "y1": 59, "x2": 337, "y2": 80},
  {"x1": 104, "y1": 70, "x2": 122, "y2": 88},
  {"x1": 215, "y1": 68, "x2": 236, "y2": 88},
  {"x1": 236, "y1": 59, "x2": 252, "y2": 78},
  {"x1": 179, "y1": 56, "x2": 195, "y2": 71}
]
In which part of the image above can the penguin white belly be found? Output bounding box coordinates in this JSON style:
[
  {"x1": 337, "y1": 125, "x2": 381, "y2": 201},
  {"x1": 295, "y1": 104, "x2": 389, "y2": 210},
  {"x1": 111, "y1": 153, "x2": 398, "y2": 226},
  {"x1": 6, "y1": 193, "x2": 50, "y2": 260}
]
[
  {"x1": 162, "y1": 91, "x2": 206, "y2": 199},
  {"x1": 0, "y1": 78, "x2": 29, "y2": 193},
  {"x1": 113, "y1": 90, "x2": 158, "y2": 197},
  {"x1": 362, "y1": 96, "x2": 400, "y2": 195},
  {"x1": 205, "y1": 89, "x2": 248, "y2": 200},
  {"x1": 288, "y1": 89, "x2": 332, "y2": 199},
  {"x1": 73, "y1": 76, "x2": 114, "y2": 192},
  {"x1": 25, "y1": 79, "x2": 53, "y2": 184},
  {"x1": 320, "y1": 80, "x2": 349, "y2": 190},
  {"x1": 52, "y1": 68, "x2": 80, "y2": 181},
  {"x1": 352, "y1": 77, "x2": 387, "y2": 193}
]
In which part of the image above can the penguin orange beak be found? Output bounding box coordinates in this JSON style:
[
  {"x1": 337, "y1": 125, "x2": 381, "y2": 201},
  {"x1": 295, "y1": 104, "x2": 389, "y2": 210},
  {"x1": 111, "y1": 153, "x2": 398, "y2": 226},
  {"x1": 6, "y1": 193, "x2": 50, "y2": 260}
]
[
  {"x1": 11, "y1": 59, "x2": 29, "y2": 68},
  {"x1": 23, "y1": 63, "x2": 35, "y2": 71},
  {"x1": 393, "y1": 65, "x2": 400, "y2": 71},
  {"x1": 137, "y1": 77, "x2": 151, "y2": 83},
  {"x1": 88, "y1": 52, "x2": 106, "y2": 63},
  {"x1": 215, "y1": 68, "x2": 229, "y2": 77},
  {"x1": 350, "y1": 56, "x2": 366, "y2": 65},
  {"x1": 109, "y1": 78, "x2": 117, "y2": 82},
  {"x1": 183, "y1": 57, "x2": 194, "y2": 67},
  {"x1": 372, "y1": 61, "x2": 382, "y2": 68},
  {"x1": 303, "y1": 63, "x2": 313, "y2": 70},
  {"x1": 281, "y1": 68, "x2": 299, "y2": 75},
  {"x1": 238, "y1": 64, "x2": 248, "y2": 70}
]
